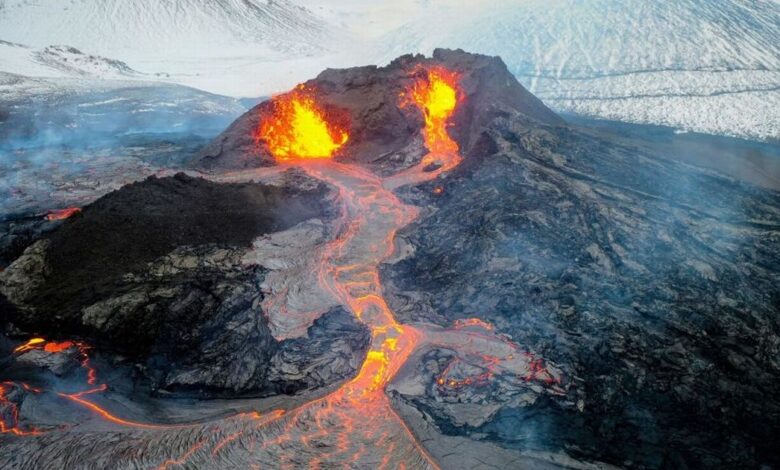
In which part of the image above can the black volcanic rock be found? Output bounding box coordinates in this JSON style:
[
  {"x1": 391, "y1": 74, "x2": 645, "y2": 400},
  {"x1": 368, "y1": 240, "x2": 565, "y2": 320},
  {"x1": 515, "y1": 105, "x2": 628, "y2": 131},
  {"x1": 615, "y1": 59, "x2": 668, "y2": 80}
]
[
  {"x1": 196, "y1": 49, "x2": 562, "y2": 171},
  {"x1": 2, "y1": 172, "x2": 330, "y2": 336},
  {"x1": 381, "y1": 114, "x2": 780, "y2": 467},
  {"x1": 0, "y1": 170, "x2": 369, "y2": 396}
]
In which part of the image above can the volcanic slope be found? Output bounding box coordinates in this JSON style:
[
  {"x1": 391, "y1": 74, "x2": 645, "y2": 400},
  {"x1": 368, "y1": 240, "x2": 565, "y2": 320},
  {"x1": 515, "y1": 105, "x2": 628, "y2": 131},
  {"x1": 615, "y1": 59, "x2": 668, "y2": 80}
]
[
  {"x1": 1, "y1": 49, "x2": 779, "y2": 469},
  {"x1": 379, "y1": 63, "x2": 780, "y2": 468}
]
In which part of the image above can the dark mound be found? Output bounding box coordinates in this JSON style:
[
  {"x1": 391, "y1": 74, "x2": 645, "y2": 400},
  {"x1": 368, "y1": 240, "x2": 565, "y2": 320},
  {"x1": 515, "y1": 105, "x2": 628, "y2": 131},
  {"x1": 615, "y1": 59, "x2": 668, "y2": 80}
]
[
  {"x1": 0, "y1": 171, "x2": 370, "y2": 397},
  {"x1": 1, "y1": 172, "x2": 325, "y2": 346},
  {"x1": 45, "y1": 172, "x2": 327, "y2": 305},
  {"x1": 195, "y1": 48, "x2": 562, "y2": 171}
]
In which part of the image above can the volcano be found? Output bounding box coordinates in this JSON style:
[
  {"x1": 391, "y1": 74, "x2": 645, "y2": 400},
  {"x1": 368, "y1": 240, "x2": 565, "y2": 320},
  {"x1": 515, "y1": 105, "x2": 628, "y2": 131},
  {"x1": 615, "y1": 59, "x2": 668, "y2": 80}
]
[{"x1": 1, "y1": 49, "x2": 780, "y2": 469}]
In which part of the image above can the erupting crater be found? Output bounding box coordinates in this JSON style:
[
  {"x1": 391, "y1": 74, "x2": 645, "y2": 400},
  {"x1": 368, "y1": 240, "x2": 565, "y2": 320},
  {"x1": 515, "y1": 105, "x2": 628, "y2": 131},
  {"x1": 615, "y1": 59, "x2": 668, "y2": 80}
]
[{"x1": 256, "y1": 84, "x2": 349, "y2": 161}]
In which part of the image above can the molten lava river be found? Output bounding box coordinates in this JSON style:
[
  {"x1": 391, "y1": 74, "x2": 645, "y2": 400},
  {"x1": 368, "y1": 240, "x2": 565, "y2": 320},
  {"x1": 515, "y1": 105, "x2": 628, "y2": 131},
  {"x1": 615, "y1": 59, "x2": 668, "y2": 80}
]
[{"x1": 2, "y1": 67, "x2": 564, "y2": 469}]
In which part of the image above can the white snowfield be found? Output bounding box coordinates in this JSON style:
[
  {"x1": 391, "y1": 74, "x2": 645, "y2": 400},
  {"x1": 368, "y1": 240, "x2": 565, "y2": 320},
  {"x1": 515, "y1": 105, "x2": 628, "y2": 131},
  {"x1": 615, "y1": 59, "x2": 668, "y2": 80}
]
[
  {"x1": 0, "y1": 0, "x2": 337, "y2": 58},
  {"x1": 0, "y1": 0, "x2": 778, "y2": 141}
]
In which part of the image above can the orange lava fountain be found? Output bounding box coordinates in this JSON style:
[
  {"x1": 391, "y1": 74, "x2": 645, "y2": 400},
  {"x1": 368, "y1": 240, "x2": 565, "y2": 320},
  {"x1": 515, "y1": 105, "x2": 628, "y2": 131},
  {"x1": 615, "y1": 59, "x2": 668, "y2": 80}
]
[
  {"x1": 391, "y1": 66, "x2": 463, "y2": 183},
  {"x1": 405, "y1": 66, "x2": 461, "y2": 156},
  {"x1": 256, "y1": 85, "x2": 349, "y2": 161}
]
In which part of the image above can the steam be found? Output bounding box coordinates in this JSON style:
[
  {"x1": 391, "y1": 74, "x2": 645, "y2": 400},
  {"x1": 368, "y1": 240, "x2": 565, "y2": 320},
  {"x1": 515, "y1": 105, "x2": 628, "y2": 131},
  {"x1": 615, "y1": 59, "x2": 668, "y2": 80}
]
[{"x1": 0, "y1": 77, "x2": 250, "y2": 215}]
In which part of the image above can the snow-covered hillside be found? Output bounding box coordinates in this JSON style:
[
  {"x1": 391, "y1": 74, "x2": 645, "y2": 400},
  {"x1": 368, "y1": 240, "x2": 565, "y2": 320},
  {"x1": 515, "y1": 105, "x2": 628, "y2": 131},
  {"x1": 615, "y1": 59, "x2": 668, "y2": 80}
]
[
  {"x1": 0, "y1": 0, "x2": 778, "y2": 141},
  {"x1": 368, "y1": 0, "x2": 780, "y2": 140},
  {"x1": 0, "y1": 41, "x2": 140, "y2": 80},
  {"x1": 0, "y1": 0, "x2": 338, "y2": 58},
  {"x1": 0, "y1": 0, "x2": 350, "y2": 96}
]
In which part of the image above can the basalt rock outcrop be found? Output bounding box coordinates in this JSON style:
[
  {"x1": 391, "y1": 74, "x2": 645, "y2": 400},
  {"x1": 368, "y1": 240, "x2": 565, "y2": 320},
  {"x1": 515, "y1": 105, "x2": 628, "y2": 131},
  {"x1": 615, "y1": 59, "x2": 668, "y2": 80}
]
[
  {"x1": 195, "y1": 48, "x2": 562, "y2": 172},
  {"x1": 0, "y1": 170, "x2": 369, "y2": 397}
]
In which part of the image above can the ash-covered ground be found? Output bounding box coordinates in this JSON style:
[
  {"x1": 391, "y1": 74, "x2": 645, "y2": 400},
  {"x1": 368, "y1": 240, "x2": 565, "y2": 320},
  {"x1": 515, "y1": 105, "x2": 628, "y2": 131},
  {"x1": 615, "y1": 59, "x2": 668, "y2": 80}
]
[{"x1": 1, "y1": 50, "x2": 779, "y2": 469}]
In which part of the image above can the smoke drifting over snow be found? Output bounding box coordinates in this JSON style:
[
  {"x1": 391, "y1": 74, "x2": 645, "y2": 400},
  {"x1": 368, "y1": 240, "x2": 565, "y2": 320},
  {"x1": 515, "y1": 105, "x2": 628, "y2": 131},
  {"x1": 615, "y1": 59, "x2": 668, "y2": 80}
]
[{"x1": 0, "y1": 73, "x2": 248, "y2": 214}]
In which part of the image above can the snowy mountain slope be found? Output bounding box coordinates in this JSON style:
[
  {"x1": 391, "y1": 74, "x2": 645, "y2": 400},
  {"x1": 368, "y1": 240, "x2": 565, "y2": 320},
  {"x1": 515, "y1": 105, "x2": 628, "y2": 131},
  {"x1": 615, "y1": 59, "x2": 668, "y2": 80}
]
[
  {"x1": 371, "y1": 0, "x2": 780, "y2": 77},
  {"x1": 0, "y1": 0, "x2": 778, "y2": 140},
  {"x1": 0, "y1": 0, "x2": 340, "y2": 58},
  {"x1": 0, "y1": 0, "x2": 352, "y2": 96},
  {"x1": 366, "y1": 0, "x2": 780, "y2": 140},
  {"x1": 0, "y1": 41, "x2": 142, "y2": 80}
]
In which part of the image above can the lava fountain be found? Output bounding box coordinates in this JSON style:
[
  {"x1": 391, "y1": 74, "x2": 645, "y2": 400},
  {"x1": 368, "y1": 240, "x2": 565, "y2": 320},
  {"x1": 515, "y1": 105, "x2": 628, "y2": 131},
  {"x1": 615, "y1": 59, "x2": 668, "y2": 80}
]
[
  {"x1": 256, "y1": 84, "x2": 349, "y2": 161},
  {"x1": 405, "y1": 65, "x2": 461, "y2": 156},
  {"x1": 389, "y1": 66, "x2": 463, "y2": 185}
]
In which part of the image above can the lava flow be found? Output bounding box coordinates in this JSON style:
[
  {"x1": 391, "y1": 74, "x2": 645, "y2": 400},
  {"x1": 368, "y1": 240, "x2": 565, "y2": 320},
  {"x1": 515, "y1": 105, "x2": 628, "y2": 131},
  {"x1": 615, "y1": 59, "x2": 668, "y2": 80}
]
[{"x1": 229, "y1": 65, "x2": 470, "y2": 468}]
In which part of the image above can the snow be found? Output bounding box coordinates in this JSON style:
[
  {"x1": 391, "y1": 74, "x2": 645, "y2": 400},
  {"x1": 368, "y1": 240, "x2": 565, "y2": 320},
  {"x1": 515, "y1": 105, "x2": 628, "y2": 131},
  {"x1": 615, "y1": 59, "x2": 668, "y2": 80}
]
[
  {"x1": 366, "y1": 0, "x2": 780, "y2": 141},
  {"x1": 0, "y1": 0, "x2": 778, "y2": 141},
  {"x1": 0, "y1": 0, "x2": 339, "y2": 58}
]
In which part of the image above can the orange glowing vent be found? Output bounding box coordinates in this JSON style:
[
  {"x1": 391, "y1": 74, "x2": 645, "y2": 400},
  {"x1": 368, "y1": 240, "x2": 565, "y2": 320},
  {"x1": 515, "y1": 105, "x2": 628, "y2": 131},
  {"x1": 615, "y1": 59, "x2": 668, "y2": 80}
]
[
  {"x1": 257, "y1": 85, "x2": 349, "y2": 161},
  {"x1": 405, "y1": 66, "x2": 461, "y2": 155}
]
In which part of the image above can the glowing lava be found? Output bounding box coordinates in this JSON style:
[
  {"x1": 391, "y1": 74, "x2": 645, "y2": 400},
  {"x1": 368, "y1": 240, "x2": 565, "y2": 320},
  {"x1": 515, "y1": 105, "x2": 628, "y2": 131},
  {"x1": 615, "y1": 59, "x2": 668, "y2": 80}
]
[
  {"x1": 12, "y1": 337, "x2": 46, "y2": 353},
  {"x1": 45, "y1": 207, "x2": 81, "y2": 221},
  {"x1": 13, "y1": 337, "x2": 97, "y2": 385},
  {"x1": 405, "y1": 66, "x2": 461, "y2": 156},
  {"x1": 257, "y1": 85, "x2": 349, "y2": 161}
]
